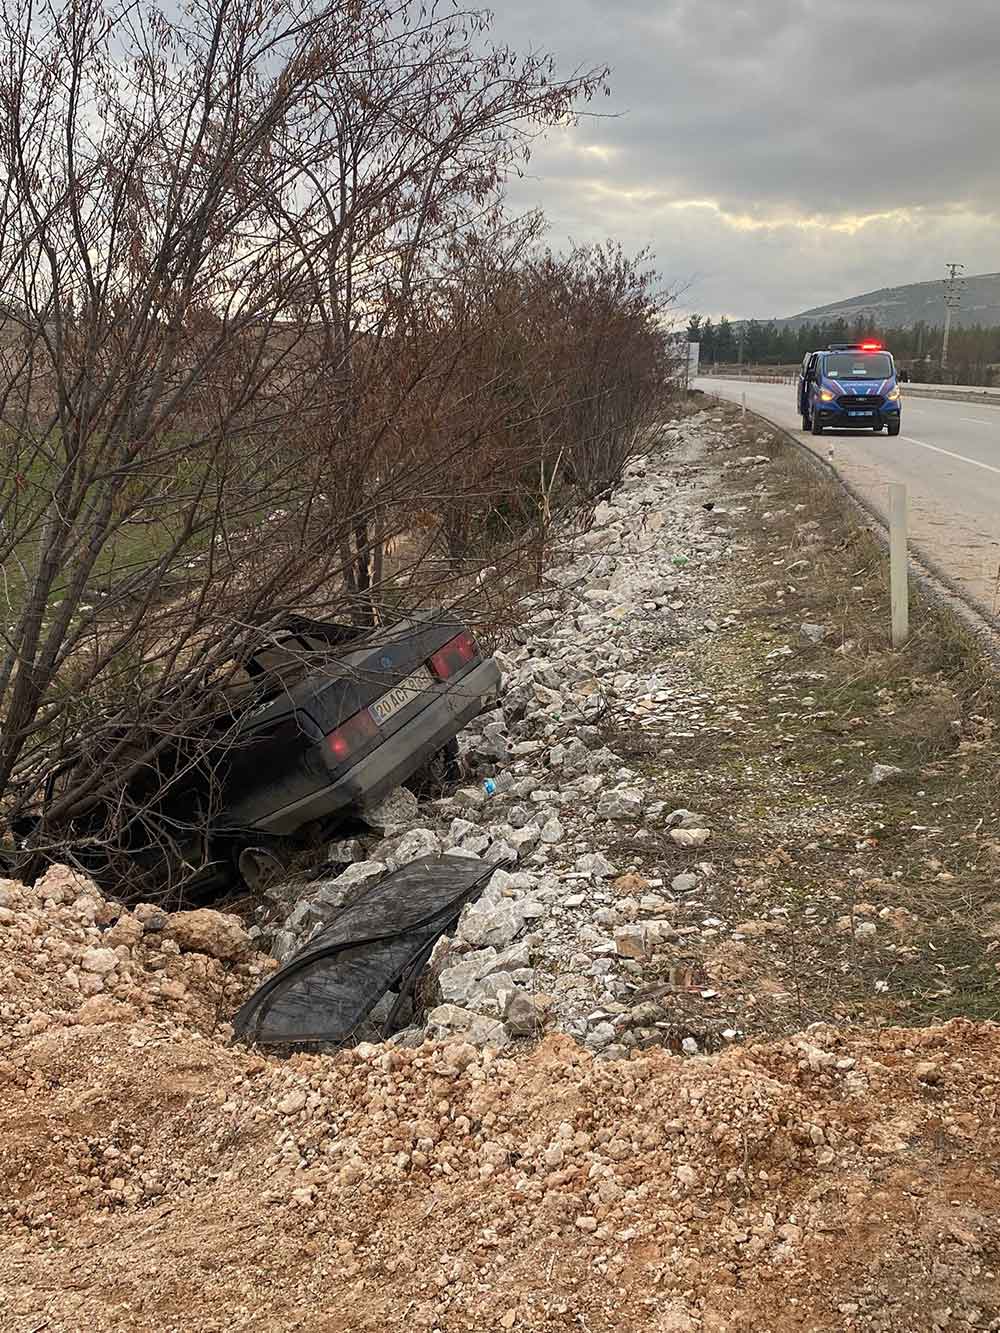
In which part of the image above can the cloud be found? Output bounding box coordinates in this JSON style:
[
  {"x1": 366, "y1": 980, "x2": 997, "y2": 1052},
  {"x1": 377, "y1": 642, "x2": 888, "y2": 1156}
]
[{"x1": 491, "y1": 0, "x2": 1000, "y2": 317}]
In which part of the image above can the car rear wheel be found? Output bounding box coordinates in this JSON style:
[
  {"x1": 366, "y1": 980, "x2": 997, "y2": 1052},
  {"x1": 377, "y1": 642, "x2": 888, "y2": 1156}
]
[
  {"x1": 237, "y1": 845, "x2": 289, "y2": 893},
  {"x1": 810, "y1": 412, "x2": 823, "y2": 435},
  {"x1": 405, "y1": 738, "x2": 461, "y2": 798}
]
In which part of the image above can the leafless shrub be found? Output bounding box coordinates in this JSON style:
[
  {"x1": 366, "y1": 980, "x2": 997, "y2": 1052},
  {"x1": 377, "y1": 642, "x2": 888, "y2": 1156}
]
[{"x1": 399, "y1": 234, "x2": 676, "y2": 584}]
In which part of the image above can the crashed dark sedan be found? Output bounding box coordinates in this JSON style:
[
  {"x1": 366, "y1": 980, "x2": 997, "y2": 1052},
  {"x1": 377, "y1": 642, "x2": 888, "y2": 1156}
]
[{"x1": 11, "y1": 611, "x2": 500, "y2": 899}]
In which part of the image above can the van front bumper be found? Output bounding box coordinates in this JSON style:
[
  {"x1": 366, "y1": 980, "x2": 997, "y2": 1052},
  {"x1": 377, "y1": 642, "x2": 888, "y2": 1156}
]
[{"x1": 815, "y1": 402, "x2": 901, "y2": 427}]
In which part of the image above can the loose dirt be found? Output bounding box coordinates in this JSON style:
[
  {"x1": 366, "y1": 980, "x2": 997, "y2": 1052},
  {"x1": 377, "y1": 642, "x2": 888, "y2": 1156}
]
[
  {"x1": 3, "y1": 762, "x2": 1000, "y2": 1332},
  {"x1": 4, "y1": 961, "x2": 1000, "y2": 1330}
]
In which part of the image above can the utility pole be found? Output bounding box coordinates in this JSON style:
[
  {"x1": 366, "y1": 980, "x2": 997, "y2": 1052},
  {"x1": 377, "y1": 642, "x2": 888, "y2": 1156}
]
[{"x1": 942, "y1": 262, "x2": 965, "y2": 372}]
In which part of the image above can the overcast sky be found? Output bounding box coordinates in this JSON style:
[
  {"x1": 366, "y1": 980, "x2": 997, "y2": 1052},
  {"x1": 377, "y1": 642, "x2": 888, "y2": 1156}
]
[{"x1": 490, "y1": 0, "x2": 1000, "y2": 321}]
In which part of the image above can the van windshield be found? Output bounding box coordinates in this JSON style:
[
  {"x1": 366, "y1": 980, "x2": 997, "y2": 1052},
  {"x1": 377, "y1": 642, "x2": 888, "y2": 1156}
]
[{"x1": 823, "y1": 352, "x2": 893, "y2": 380}]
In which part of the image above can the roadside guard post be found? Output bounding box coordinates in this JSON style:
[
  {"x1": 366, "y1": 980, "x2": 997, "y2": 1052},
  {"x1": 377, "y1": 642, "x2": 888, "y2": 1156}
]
[{"x1": 889, "y1": 483, "x2": 909, "y2": 648}]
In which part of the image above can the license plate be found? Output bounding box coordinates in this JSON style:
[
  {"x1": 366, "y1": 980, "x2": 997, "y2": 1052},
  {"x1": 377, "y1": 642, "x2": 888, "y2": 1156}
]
[
  {"x1": 369, "y1": 665, "x2": 435, "y2": 725},
  {"x1": 848, "y1": 410, "x2": 873, "y2": 417}
]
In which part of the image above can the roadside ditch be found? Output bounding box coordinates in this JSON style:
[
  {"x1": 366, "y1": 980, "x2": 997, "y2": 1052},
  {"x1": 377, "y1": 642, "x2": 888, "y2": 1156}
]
[{"x1": 5, "y1": 399, "x2": 1000, "y2": 1331}]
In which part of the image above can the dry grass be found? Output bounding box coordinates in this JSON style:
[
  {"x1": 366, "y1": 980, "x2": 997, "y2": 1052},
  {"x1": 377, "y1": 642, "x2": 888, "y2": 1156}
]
[{"x1": 593, "y1": 399, "x2": 1000, "y2": 1044}]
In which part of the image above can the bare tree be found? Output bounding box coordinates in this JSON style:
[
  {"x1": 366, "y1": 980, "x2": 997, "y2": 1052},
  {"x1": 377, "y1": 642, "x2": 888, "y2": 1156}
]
[
  {"x1": 522, "y1": 243, "x2": 675, "y2": 497},
  {"x1": 0, "y1": 0, "x2": 606, "y2": 878},
  {"x1": 403, "y1": 237, "x2": 676, "y2": 584}
]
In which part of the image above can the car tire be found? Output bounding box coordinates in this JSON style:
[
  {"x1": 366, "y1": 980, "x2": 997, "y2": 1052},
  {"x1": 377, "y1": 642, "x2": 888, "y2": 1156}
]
[
  {"x1": 810, "y1": 412, "x2": 823, "y2": 435},
  {"x1": 237, "y1": 845, "x2": 289, "y2": 893},
  {"x1": 801, "y1": 413, "x2": 810, "y2": 432},
  {"x1": 405, "y1": 738, "x2": 461, "y2": 798},
  {"x1": 886, "y1": 419, "x2": 901, "y2": 436}
]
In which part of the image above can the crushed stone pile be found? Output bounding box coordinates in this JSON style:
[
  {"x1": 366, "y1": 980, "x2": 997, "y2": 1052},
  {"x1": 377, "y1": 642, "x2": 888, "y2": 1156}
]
[{"x1": 252, "y1": 414, "x2": 755, "y2": 1054}]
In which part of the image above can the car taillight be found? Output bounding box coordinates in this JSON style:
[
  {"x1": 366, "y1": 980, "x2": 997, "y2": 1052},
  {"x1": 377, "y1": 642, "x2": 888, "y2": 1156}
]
[
  {"x1": 326, "y1": 708, "x2": 378, "y2": 762},
  {"x1": 429, "y1": 631, "x2": 477, "y2": 680}
]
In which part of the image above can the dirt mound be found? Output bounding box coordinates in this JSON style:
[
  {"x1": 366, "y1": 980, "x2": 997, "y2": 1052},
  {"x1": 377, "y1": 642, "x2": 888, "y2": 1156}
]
[
  {"x1": 2, "y1": 868, "x2": 999, "y2": 1331},
  {"x1": 0, "y1": 864, "x2": 271, "y2": 1047}
]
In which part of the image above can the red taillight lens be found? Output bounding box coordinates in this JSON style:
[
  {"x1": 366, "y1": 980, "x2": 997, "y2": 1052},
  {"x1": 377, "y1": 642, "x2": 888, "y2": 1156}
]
[
  {"x1": 429, "y1": 632, "x2": 477, "y2": 680},
  {"x1": 326, "y1": 708, "x2": 378, "y2": 762}
]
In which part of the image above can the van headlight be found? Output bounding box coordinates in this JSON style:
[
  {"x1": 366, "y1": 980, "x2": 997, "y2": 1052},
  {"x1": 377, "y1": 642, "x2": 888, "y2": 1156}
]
[
  {"x1": 819, "y1": 389, "x2": 835, "y2": 402},
  {"x1": 887, "y1": 386, "x2": 901, "y2": 401}
]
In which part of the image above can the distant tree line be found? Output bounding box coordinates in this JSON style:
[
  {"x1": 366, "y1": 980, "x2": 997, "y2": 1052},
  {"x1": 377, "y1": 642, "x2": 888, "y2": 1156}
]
[{"x1": 685, "y1": 313, "x2": 1000, "y2": 385}]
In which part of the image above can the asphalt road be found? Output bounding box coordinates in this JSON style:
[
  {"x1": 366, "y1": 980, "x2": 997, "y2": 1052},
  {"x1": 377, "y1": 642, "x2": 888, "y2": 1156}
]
[{"x1": 696, "y1": 376, "x2": 1000, "y2": 618}]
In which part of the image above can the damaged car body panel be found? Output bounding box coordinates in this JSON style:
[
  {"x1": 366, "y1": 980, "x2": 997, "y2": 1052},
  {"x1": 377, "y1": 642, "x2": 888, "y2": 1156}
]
[
  {"x1": 232, "y1": 854, "x2": 497, "y2": 1047},
  {"x1": 13, "y1": 613, "x2": 500, "y2": 898}
]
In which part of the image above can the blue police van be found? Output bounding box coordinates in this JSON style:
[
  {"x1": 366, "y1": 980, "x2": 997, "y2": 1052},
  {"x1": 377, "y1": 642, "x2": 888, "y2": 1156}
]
[{"x1": 798, "y1": 341, "x2": 902, "y2": 437}]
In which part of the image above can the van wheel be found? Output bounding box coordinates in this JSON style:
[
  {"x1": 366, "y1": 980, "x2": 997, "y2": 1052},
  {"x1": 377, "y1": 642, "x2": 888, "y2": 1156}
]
[
  {"x1": 886, "y1": 419, "x2": 901, "y2": 437},
  {"x1": 801, "y1": 413, "x2": 811, "y2": 432},
  {"x1": 810, "y1": 413, "x2": 823, "y2": 435}
]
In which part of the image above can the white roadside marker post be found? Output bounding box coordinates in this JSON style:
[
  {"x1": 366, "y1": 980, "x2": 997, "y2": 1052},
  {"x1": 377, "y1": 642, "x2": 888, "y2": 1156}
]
[
  {"x1": 741, "y1": 391, "x2": 746, "y2": 419},
  {"x1": 889, "y1": 483, "x2": 909, "y2": 649}
]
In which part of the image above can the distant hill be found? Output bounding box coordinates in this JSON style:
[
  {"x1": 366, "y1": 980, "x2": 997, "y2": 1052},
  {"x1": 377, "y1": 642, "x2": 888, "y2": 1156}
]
[{"x1": 775, "y1": 272, "x2": 1000, "y2": 330}]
